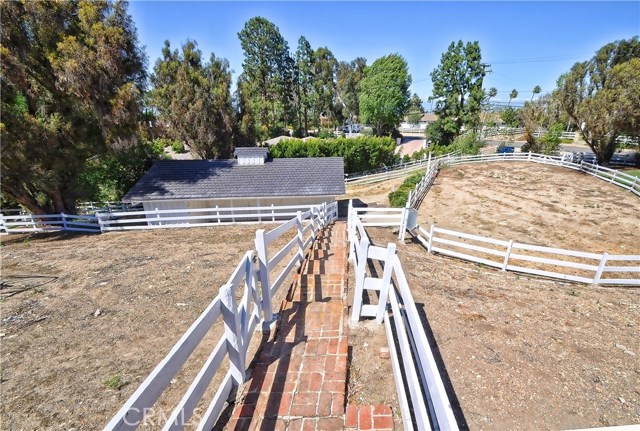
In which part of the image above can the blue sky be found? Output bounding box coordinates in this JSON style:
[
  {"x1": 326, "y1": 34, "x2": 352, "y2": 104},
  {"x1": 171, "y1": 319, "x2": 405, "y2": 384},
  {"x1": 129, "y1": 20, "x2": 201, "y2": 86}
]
[{"x1": 128, "y1": 1, "x2": 640, "y2": 105}]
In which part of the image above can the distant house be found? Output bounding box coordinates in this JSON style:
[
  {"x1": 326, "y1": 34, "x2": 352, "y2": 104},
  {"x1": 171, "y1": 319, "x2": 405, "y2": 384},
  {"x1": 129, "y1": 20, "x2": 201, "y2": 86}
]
[
  {"x1": 400, "y1": 113, "x2": 438, "y2": 130},
  {"x1": 122, "y1": 148, "x2": 345, "y2": 221}
]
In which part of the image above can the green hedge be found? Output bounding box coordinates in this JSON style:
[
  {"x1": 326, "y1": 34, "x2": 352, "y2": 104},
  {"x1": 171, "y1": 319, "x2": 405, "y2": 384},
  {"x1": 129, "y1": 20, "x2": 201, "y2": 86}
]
[
  {"x1": 269, "y1": 136, "x2": 399, "y2": 174},
  {"x1": 388, "y1": 172, "x2": 425, "y2": 207}
]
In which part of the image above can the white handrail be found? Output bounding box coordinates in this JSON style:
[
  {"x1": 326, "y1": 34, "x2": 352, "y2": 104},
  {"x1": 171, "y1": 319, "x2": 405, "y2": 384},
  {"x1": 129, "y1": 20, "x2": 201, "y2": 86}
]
[
  {"x1": 106, "y1": 205, "x2": 336, "y2": 429},
  {"x1": 348, "y1": 208, "x2": 459, "y2": 430}
]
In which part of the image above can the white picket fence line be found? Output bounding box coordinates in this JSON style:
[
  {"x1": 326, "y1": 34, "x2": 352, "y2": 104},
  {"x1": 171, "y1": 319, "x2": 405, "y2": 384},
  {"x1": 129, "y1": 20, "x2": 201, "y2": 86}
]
[
  {"x1": 0, "y1": 203, "x2": 339, "y2": 235},
  {"x1": 406, "y1": 152, "x2": 639, "y2": 211},
  {"x1": 105, "y1": 202, "x2": 337, "y2": 430},
  {"x1": 410, "y1": 224, "x2": 640, "y2": 286},
  {"x1": 482, "y1": 127, "x2": 639, "y2": 146},
  {"x1": 347, "y1": 205, "x2": 458, "y2": 430},
  {"x1": 0, "y1": 213, "x2": 102, "y2": 234},
  {"x1": 345, "y1": 150, "x2": 461, "y2": 186}
]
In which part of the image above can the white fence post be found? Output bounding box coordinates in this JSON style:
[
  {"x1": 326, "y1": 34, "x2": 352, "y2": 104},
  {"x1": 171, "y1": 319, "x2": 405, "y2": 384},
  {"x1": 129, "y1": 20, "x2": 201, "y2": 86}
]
[
  {"x1": 427, "y1": 224, "x2": 435, "y2": 253},
  {"x1": 502, "y1": 239, "x2": 514, "y2": 271},
  {"x1": 220, "y1": 283, "x2": 246, "y2": 384},
  {"x1": 593, "y1": 253, "x2": 608, "y2": 284},
  {"x1": 376, "y1": 243, "x2": 397, "y2": 324},
  {"x1": 0, "y1": 213, "x2": 7, "y2": 234},
  {"x1": 61, "y1": 213, "x2": 68, "y2": 231},
  {"x1": 296, "y1": 211, "x2": 304, "y2": 262},
  {"x1": 350, "y1": 238, "x2": 370, "y2": 323},
  {"x1": 255, "y1": 229, "x2": 273, "y2": 322},
  {"x1": 216, "y1": 205, "x2": 220, "y2": 224},
  {"x1": 400, "y1": 204, "x2": 409, "y2": 242}
]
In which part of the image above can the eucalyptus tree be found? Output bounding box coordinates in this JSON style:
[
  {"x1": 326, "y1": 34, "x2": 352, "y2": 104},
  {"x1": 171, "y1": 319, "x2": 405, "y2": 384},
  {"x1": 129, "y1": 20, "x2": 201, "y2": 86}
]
[
  {"x1": 336, "y1": 57, "x2": 367, "y2": 123},
  {"x1": 1, "y1": 0, "x2": 146, "y2": 213},
  {"x1": 555, "y1": 37, "x2": 640, "y2": 163}
]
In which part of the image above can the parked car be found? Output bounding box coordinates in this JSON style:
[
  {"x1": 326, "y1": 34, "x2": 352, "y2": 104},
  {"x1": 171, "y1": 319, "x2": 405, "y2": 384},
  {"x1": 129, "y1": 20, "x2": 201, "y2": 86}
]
[
  {"x1": 342, "y1": 124, "x2": 361, "y2": 134},
  {"x1": 497, "y1": 145, "x2": 515, "y2": 154}
]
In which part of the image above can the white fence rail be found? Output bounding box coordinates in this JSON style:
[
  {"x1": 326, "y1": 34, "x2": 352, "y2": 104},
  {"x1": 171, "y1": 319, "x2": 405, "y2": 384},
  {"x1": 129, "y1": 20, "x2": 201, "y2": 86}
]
[
  {"x1": 0, "y1": 213, "x2": 101, "y2": 234},
  {"x1": 482, "y1": 127, "x2": 639, "y2": 146},
  {"x1": 348, "y1": 205, "x2": 459, "y2": 430},
  {"x1": 106, "y1": 202, "x2": 337, "y2": 430},
  {"x1": 411, "y1": 224, "x2": 640, "y2": 286},
  {"x1": 405, "y1": 153, "x2": 639, "y2": 211},
  {"x1": 345, "y1": 151, "x2": 461, "y2": 186},
  {"x1": 0, "y1": 203, "x2": 339, "y2": 235}
]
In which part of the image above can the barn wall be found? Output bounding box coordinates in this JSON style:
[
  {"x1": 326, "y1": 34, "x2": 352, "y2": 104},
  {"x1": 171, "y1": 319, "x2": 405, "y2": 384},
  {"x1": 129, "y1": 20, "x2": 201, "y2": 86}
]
[{"x1": 141, "y1": 196, "x2": 336, "y2": 225}]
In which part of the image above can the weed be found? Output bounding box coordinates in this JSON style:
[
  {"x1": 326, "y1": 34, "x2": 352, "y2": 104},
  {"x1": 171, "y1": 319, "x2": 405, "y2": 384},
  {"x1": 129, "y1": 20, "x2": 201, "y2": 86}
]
[
  {"x1": 104, "y1": 373, "x2": 127, "y2": 390},
  {"x1": 568, "y1": 290, "x2": 581, "y2": 297}
]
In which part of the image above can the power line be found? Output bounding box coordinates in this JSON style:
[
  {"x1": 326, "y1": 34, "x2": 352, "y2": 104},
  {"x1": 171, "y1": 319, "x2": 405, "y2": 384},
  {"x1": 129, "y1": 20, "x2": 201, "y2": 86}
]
[{"x1": 486, "y1": 52, "x2": 591, "y2": 65}]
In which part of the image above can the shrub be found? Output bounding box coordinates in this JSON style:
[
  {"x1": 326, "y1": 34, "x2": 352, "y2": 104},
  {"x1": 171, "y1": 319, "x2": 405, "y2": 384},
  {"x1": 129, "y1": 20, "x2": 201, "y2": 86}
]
[
  {"x1": 270, "y1": 136, "x2": 399, "y2": 174},
  {"x1": 171, "y1": 141, "x2": 186, "y2": 153},
  {"x1": 429, "y1": 132, "x2": 484, "y2": 157},
  {"x1": 388, "y1": 172, "x2": 425, "y2": 207}
]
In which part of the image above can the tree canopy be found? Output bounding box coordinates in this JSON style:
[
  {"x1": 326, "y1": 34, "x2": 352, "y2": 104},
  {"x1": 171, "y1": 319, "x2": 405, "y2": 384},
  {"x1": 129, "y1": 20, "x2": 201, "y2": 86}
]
[
  {"x1": 358, "y1": 53, "x2": 411, "y2": 136},
  {"x1": 1, "y1": 0, "x2": 147, "y2": 213},
  {"x1": 427, "y1": 40, "x2": 485, "y2": 146},
  {"x1": 238, "y1": 17, "x2": 294, "y2": 140},
  {"x1": 150, "y1": 40, "x2": 235, "y2": 159},
  {"x1": 555, "y1": 37, "x2": 640, "y2": 163}
]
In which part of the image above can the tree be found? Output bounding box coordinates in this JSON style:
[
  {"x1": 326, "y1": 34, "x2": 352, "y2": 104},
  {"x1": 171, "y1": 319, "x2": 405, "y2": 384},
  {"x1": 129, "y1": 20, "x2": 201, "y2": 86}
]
[
  {"x1": 501, "y1": 107, "x2": 521, "y2": 127},
  {"x1": 238, "y1": 17, "x2": 293, "y2": 139},
  {"x1": 359, "y1": 54, "x2": 412, "y2": 136},
  {"x1": 313, "y1": 47, "x2": 339, "y2": 125},
  {"x1": 336, "y1": 57, "x2": 367, "y2": 123},
  {"x1": 508, "y1": 89, "x2": 518, "y2": 106},
  {"x1": 150, "y1": 40, "x2": 235, "y2": 159},
  {"x1": 407, "y1": 93, "x2": 424, "y2": 125},
  {"x1": 555, "y1": 37, "x2": 640, "y2": 163},
  {"x1": 294, "y1": 36, "x2": 316, "y2": 135},
  {"x1": 427, "y1": 41, "x2": 486, "y2": 146},
  {"x1": 531, "y1": 85, "x2": 541, "y2": 101},
  {"x1": 1, "y1": 0, "x2": 146, "y2": 213}
]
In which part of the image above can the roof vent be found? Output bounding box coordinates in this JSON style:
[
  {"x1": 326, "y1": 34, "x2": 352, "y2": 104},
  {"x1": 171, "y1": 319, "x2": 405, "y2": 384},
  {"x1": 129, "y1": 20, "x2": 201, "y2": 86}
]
[{"x1": 234, "y1": 147, "x2": 269, "y2": 165}]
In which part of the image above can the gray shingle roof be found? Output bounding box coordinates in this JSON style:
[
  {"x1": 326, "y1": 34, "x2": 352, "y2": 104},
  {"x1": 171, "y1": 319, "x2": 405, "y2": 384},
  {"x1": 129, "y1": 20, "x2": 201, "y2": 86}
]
[{"x1": 122, "y1": 158, "x2": 345, "y2": 202}]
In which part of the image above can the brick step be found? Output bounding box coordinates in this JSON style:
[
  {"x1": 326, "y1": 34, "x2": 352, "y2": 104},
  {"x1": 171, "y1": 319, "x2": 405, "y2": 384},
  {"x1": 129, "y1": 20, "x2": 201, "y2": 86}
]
[{"x1": 345, "y1": 404, "x2": 395, "y2": 431}]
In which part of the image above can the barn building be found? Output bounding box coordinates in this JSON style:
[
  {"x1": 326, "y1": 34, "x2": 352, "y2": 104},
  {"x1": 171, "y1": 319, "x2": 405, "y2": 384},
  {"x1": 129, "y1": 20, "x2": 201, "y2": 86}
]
[{"x1": 122, "y1": 148, "x2": 344, "y2": 223}]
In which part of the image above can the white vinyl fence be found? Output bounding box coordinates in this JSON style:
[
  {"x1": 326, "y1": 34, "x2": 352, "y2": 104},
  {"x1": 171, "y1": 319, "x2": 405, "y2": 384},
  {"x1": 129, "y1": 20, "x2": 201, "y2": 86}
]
[
  {"x1": 106, "y1": 203, "x2": 337, "y2": 430},
  {"x1": 345, "y1": 151, "x2": 461, "y2": 186},
  {"x1": 0, "y1": 213, "x2": 101, "y2": 234},
  {"x1": 348, "y1": 206, "x2": 458, "y2": 430},
  {"x1": 0, "y1": 203, "x2": 339, "y2": 235},
  {"x1": 410, "y1": 225, "x2": 640, "y2": 286}
]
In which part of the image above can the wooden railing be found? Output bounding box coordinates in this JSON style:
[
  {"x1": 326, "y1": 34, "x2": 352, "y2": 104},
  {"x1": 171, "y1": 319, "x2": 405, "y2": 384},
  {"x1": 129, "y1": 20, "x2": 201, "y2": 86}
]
[
  {"x1": 347, "y1": 206, "x2": 459, "y2": 430},
  {"x1": 105, "y1": 203, "x2": 337, "y2": 429}
]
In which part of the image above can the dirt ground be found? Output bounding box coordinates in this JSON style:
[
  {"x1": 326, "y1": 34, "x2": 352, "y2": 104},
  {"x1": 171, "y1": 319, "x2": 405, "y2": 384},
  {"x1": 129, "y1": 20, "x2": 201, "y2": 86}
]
[
  {"x1": 344, "y1": 162, "x2": 640, "y2": 430},
  {"x1": 0, "y1": 226, "x2": 298, "y2": 430},
  {"x1": 418, "y1": 162, "x2": 640, "y2": 255}
]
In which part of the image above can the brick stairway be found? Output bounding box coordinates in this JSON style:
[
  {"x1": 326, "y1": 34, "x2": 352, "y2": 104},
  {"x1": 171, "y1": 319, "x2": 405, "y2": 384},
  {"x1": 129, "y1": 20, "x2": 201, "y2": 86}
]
[
  {"x1": 224, "y1": 222, "x2": 349, "y2": 430},
  {"x1": 224, "y1": 221, "x2": 394, "y2": 431}
]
